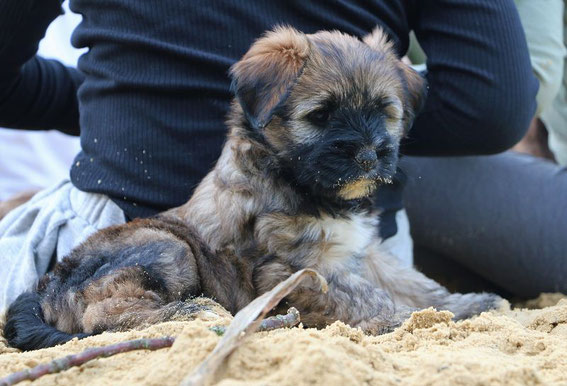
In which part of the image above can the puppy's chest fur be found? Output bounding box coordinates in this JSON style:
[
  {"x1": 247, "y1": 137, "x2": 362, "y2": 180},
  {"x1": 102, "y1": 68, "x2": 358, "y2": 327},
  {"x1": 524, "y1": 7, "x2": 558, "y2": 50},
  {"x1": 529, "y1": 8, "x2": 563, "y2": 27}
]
[{"x1": 253, "y1": 210, "x2": 378, "y2": 271}]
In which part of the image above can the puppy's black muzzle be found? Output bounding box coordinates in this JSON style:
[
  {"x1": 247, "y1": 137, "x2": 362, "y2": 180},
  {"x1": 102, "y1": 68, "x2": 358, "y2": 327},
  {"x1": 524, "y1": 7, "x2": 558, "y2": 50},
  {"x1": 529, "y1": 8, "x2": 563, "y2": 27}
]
[{"x1": 355, "y1": 148, "x2": 378, "y2": 172}]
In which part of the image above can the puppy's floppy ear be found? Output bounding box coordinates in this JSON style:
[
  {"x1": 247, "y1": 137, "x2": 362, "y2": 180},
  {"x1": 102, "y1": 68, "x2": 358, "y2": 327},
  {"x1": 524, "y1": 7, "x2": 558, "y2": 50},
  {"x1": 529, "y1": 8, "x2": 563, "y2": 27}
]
[
  {"x1": 363, "y1": 26, "x2": 427, "y2": 134},
  {"x1": 398, "y1": 64, "x2": 427, "y2": 134},
  {"x1": 230, "y1": 26, "x2": 310, "y2": 130}
]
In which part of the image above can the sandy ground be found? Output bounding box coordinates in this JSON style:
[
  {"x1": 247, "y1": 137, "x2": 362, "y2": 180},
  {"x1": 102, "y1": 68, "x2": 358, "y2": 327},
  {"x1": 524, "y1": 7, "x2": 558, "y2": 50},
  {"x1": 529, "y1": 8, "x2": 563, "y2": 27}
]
[{"x1": 1, "y1": 294, "x2": 567, "y2": 386}]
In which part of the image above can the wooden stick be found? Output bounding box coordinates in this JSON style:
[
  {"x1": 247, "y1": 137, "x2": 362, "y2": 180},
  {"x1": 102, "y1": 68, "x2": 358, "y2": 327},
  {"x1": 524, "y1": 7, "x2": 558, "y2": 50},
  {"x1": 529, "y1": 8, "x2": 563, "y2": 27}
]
[
  {"x1": 0, "y1": 307, "x2": 303, "y2": 386},
  {"x1": 209, "y1": 307, "x2": 300, "y2": 336},
  {"x1": 0, "y1": 336, "x2": 175, "y2": 386}
]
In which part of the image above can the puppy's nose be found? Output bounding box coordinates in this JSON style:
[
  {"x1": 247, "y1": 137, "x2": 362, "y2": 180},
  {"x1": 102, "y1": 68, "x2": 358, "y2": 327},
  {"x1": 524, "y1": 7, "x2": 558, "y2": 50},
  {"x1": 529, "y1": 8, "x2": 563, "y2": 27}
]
[{"x1": 355, "y1": 148, "x2": 378, "y2": 171}]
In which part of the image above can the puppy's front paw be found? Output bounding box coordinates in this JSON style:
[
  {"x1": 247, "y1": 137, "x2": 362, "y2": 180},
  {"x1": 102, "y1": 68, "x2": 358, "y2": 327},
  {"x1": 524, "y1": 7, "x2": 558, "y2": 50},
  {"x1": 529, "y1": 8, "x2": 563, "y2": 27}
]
[
  {"x1": 444, "y1": 292, "x2": 504, "y2": 320},
  {"x1": 355, "y1": 318, "x2": 399, "y2": 335},
  {"x1": 355, "y1": 305, "x2": 417, "y2": 335}
]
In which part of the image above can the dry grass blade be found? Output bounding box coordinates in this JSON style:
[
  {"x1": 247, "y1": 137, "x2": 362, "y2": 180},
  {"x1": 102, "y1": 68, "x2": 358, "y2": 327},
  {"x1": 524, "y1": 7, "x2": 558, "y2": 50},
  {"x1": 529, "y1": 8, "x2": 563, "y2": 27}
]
[{"x1": 180, "y1": 268, "x2": 328, "y2": 386}]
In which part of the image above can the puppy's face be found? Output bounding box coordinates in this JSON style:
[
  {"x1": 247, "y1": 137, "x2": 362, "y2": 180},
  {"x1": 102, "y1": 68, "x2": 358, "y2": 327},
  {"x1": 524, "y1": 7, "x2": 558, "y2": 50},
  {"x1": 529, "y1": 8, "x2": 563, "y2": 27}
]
[{"x1": 231, "y1": 27, "x2": 426, "y2": 201}]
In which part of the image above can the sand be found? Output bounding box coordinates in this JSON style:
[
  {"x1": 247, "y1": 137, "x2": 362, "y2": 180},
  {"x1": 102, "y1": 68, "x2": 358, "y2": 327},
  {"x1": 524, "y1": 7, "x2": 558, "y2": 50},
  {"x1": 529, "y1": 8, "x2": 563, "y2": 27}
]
[{"x1": 1, "y1": 294, "x2": 567, "y2": 386}]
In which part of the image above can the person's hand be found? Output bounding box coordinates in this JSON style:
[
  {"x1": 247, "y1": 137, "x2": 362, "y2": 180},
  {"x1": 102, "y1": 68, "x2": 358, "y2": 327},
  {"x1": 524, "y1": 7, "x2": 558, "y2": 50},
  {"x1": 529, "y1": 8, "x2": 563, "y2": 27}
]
[
  {"x1": 0, "y1": 190, "x2": 38, "y2": 220},
  {"x1": 511, "y1": 117, "x2": 556, "y2": 162}
]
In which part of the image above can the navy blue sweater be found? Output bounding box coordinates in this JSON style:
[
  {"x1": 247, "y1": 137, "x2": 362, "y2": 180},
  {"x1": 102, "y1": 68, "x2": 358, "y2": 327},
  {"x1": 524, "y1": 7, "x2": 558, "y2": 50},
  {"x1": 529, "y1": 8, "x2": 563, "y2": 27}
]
[{"x1": 0, "y1": 0, "x2": 537, "y2": 238}]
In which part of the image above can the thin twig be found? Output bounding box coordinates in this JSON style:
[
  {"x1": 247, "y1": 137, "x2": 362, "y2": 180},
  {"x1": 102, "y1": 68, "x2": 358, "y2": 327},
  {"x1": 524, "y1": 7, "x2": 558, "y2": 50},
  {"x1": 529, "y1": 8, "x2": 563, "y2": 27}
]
[
  {"x1": 0, "y1": 307, "x2": 303, "y2": 386},
  {"x1": 0, "y1": 336, "x2": 175, "y2": 386},
  {"x1": 209, "y1": 307, "x2": 300, "y2": 336}
]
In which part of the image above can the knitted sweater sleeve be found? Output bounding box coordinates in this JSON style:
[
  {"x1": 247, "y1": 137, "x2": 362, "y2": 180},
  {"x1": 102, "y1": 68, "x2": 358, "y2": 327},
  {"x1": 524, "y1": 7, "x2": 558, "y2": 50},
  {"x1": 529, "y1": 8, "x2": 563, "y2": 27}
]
[
  {"x1": 0, "y1": 0, "x2": 83, "y2": 135},
  {"x1": 402, "y1": 0, "x2": 538, "y2": 156}
]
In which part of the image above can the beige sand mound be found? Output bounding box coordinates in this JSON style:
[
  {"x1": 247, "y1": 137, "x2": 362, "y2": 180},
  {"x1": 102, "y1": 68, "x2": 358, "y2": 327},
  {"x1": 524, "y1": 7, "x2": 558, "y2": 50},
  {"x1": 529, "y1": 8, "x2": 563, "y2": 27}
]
[{"x1": 1, "y1": 295, "x2": 567, "y2": 386}]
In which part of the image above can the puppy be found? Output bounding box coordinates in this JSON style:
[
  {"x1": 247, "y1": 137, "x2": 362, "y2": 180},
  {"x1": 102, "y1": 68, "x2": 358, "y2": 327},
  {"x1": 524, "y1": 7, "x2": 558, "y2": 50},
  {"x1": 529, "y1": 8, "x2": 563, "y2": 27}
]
[{"x1": 5, "y1": 26, "x2": 501, "y2": 350}]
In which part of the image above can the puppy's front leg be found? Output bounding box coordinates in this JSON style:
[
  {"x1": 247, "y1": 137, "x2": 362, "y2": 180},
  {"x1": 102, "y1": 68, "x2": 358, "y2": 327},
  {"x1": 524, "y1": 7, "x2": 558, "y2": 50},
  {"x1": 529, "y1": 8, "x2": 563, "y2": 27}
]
[
  {"x1": 363, "y1": 244, "x2": 503, "y2": 319},
  {"x1": 254, "y1": 260, "x2": 415, "y2": 335}
]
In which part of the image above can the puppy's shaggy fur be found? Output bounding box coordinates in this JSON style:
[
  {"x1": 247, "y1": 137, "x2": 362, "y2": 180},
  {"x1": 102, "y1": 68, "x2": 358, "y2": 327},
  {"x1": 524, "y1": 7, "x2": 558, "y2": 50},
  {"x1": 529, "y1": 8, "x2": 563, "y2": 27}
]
[{"x1": 5, "y1": 26, "x2": 501, "y2": 350}]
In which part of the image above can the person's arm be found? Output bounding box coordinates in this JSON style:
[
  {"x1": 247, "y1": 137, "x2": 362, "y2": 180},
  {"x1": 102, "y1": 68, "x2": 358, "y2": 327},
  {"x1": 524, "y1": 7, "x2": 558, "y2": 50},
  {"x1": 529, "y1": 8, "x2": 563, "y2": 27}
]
[
  {"x1": 0, "y1": 0, "x2": 83, "y2": 135},
  {"x1": 402, "y1": 0, "x2": 539, "y2": 156},
  {"x1": 515, "y1": 0, "x2": 565, "y2": 117}
]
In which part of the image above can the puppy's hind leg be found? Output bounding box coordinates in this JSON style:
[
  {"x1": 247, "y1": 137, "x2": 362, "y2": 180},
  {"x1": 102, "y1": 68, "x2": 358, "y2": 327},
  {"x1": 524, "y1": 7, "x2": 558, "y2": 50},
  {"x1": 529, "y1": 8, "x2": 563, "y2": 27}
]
[
  {"x1": 80, "y1": 262, "x2": 205, "y2": 333},
  {"x1": 83, "y1": 296, "x2": 214, "y2": 333}
]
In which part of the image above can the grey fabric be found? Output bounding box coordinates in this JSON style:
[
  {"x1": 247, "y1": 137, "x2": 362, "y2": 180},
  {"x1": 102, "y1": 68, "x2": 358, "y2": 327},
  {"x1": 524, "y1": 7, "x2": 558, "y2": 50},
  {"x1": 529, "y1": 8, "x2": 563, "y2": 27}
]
[
  {"x1": 0, "y1": 180, "x2": 125, "y2": 312},
  {"x1": 381, "y1": 209, "x2": 414, "y2": 268},
  {"x1": 401, "y1": 152, "x2": 567, "y2": 298}
]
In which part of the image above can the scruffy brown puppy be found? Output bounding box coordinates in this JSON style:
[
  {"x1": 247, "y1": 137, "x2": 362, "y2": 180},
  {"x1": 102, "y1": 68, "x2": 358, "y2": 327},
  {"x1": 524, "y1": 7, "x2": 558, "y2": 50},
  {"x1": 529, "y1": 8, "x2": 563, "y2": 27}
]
[{"x1": 5, "y1": 26, "x2": 501, "y2": 351}]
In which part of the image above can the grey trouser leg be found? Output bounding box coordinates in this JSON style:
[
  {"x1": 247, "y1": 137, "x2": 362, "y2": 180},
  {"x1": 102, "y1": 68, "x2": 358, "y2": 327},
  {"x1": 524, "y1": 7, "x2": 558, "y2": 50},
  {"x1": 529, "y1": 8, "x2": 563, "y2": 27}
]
[{"x1": 401, "y1": 152, "x2": 567, "y2": 298}]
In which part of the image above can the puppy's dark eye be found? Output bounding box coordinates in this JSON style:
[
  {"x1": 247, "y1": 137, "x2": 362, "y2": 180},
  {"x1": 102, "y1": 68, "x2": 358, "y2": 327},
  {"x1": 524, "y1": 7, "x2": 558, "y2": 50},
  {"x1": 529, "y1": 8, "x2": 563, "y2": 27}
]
[{"x1": 306, "y1": 108, "x2": 330, "y2": 126}]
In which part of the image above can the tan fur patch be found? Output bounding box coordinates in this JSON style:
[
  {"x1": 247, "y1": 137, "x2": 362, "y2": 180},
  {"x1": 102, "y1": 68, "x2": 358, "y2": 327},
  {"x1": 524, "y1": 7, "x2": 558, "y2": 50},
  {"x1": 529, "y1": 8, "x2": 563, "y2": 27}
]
[{"x1": 337, "y1": 179, "x2": 377, "y2": 200}]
